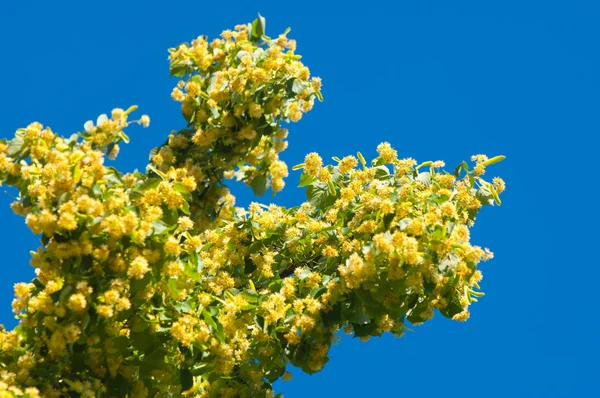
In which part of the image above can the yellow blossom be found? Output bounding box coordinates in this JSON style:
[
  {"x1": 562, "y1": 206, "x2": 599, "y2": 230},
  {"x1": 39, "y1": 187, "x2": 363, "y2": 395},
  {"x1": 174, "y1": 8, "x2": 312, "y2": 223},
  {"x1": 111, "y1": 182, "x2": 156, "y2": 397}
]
[{"x1": 128, "y1": 256, "x2": 150, "y2": 279}]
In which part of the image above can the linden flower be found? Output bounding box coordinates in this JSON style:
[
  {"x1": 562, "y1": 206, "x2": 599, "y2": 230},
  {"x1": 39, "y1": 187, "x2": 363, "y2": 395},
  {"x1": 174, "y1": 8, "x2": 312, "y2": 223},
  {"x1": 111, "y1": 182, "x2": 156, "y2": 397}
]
[
  {"x1": 304, "y1": 152, "x2": 322, "y2": 177},
  {"x1": 111, "y1": 108, "x2": 124, "y2": 120},
  {"x1": 177, "y1": 216, "x2": 194, "y2": 231},
  {"x1": 14, "y1": 282, "x2": 34, "y2": 299},
  {"x1": 275, "y1": 128, "x2": 289, "y2": 139},
  {"x1": 116, "y1": 297, "x2": 131, "y2": 312},
  {"x1": 67, "y1": 293, "x2": 87, "y2": 312},
  {"x1": 128, "y1": 256, "x2": 150, "y2": 279},
  {"x1": 269, "y1": 160, "x2": 288, "y2": 180},
  {"x1": 248, "y1": 103, "x2": 263, "y2": 118},
  {"x1": 493, "y1": 177, "x2": 506, "y2": 193},
  {"x1": 164, "y1": 260, "x2": 184, "y2": 277},
  {"x1": 338, "y1": 155, "x2": 358, "y2": 173},
  {"x1": 140, "y1": 115, "x2": 151, "y2": 128},
  {"x1": 452, "y1": 311, "x2": 470, "y2": 322},
  {"x1": 376, "y1": 142, "x2": 397, "y2": 163},
  {"x1": 317, "y1": 167, "x2": 331, "y2": 182},
  {"x1": 97, "y1": 305, "x2": 114, "y2": 318},
  {"x1": 0, "y1": 15, "x2": 506, "y2": 397},
  {"x1": 164, "y1": 236, "x2": 181, "y2": 257},
  {"x1": 103, "y1": 289, "x2": 120, "y2": 305},
  {"x1": 272, "y1": 178, "x2": 285, "y2": 193},
  {"x1": 322, "y1": 245, "x2": 338, "y2": 257},
  {"x1": 471, "y1": 154, "x2": 488, "y2": 163},
  {"x1": 171, "y1": 88, "x2": 185, "y2": 102}
]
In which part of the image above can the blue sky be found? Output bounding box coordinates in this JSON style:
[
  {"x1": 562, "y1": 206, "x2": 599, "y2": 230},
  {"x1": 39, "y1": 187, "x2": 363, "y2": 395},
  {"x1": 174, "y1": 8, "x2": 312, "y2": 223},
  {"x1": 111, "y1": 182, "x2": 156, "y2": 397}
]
[{"x1": 1, "y1": 1, "x2": 598, "y2": 396}]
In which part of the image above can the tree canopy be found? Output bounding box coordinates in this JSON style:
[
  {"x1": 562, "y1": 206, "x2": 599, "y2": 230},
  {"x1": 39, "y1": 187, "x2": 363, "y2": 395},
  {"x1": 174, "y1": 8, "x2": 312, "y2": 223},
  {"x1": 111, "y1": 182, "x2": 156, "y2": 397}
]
[{"x1": 0, "y1": 15, "x2": 505, "y2": 398}]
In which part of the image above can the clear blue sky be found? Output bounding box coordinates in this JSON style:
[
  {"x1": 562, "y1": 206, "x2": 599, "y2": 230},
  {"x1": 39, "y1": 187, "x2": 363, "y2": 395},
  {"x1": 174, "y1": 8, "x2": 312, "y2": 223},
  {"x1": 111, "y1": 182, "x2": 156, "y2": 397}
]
[{"x1": 1, "y1": 1, "x2": 598, "y2": 397}]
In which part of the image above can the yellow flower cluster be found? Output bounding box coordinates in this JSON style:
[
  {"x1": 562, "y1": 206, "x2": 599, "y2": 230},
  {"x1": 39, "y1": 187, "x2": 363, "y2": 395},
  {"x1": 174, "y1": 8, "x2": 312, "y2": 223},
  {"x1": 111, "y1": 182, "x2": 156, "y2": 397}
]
[
  {"x1": 149, "y1": 20, "x2": 323, "y2": 228},
  {"x1": 0, "y1": 16, "x2": 505, "y2": 398}
]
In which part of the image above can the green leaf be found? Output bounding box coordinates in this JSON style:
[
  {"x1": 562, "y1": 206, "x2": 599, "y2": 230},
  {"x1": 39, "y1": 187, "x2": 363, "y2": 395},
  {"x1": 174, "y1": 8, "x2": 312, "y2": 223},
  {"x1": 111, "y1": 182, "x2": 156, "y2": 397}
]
[
  {"x1": 180, "y1": 368, "x2": 194, "y2": 391},
  {"x1": 174, "y1": 183, "x2": 192, "y2": 199},
  {"x1": 348, "y1": 312, "x2": 371, "y2": 325},
  {"x1": 286, "y1": 340, "x2": 310, "y2": 367},
  {"x1": 264, "y1": 366, "x2": 285, "y2": 383},
  {"x1": 130, "y1": 328, "x2": 154, "y2": 354},
  {"x1": 162, "y1": 207, "x2": 179, "y2": 226},
  {"x1": 399, "y1": 218, "x2": 411, "y2": 231},
  {"x1": 440, "y1": 299, "x2": 464, "y2": 318},
  {"x1": 407, "y1": 300, "x2": 430, "y2": 324},
  {"x1": 251, "y1": 175, "x2": 269, "y2": 196},
  {"x1": 170, "y1": 59, "x2": 194, "y2": 77},
  {"x1": 253, "y1": 47, "x2": 266, "y2": 62},
  {"x1": 66, "y1": 133, "x2": 79, "y2": 145},
  {"x1": 144, "y1": 348, "x2": 167, "y2": 368},
  {"x1": 130, "y1": 274, "x2": 152, "y2": 295},
  {"x1": 130, "y1": 318, "x2": 150, "y2": 332},
  {"x1": 106, "y1": 375, "x2": 131, "y2": 397},
  {"x1": 306, "y1": 182, "x2": 335, "y2": 211},
  {"x1": 137, "y1": 178, "x2": 161, "y2": 192},
  {"x1": 7, "y1": 135, "x2": 24, "y2": 157},
  {"x1": 105, "y1": 171, "x2": 122, "y2": 186},
  {"x1": 242, "y1": 289, "x2": 259, "y2": 304},
  {"x1": 92, "y1": 183, "x2": 103, "y2": 198},
  {"x1": 152, "y1": 220, "x2": 167, "y2": 235},
  {"x1": 168, "y1": 278, "x2": 181, "y2": 297},
  {"x1": 174, "y1": 300, "x2": 192, "y2": 313},
  {"x1": 475, "y1": 184, "x2": 495, "y2": 206},
  {"x1": 439, "y1": 253, "x2": 459, "y2": 272},
  {"x1": 268, "y1": 280, "x2": 284, "y2": 292},
  {"x1": 236, "y1": 50, "x2": 252, "y2": 62},
  {"x1": 251, "y1": 13, "x2": 266, "y2": 40},
  {"x1": 297, "y1": 268, "x2": 312, "y2": 280},
  {"x1": 430, "y1": 225, "x2": 445, "y2": 239},
  {"x1": 58, "y1": 285, "x2": 74, "y2": 303},
  {"x1": 147, "y1": 164, "x2": 166, "y2": 180},
  {"x1": 286, "y1": 78, "x2": 306, "y2": 96},
  {"x1": 446, "y1": 222, "x2": 456, "y2": 235},
  {"x1": 310, "y1": 287, "x2": 327, "y2": 299},
  {"x1": 416, "y1": 172, "x2": 431, "y2": 187},
  {"x1": 185, "y1": 256, "x2": 202, "y2": 282},
  {"x1": 111, "y1": 336, "x2": 131, "y2": 351},
  {"x1": 244, "y1": 257, "x2": 257, "y2": 274},
  {"x1": 352, "y1": 322, "x2": 379, "y2": 338},
  {"x1": 298, "y1": 172, "x2": 315, "y2": 188},
  {"x1": 326, "y1": 165, "x2": 344, "y2": 185},
  {"x1": 202, "y1": 311, "x2": 224, "y2": 342},
  {"x1": 373, "y1": 165, "x2": 390, "y2": 179},
  {"x1": 81, "y1": 313, "x2": 90, "y2": 331},
  {"x1": 355, "y1": 289, "x2": 379, "y2": 308},
  {"x1": 191, "y1": 362, "x2": 215, "y2": 376},
  {"x1": 453, "y1": 161, "x2": 469, "y2": 178},
  {"x1": 181, "y1": 200, "x2": 191, "y2": 215}
]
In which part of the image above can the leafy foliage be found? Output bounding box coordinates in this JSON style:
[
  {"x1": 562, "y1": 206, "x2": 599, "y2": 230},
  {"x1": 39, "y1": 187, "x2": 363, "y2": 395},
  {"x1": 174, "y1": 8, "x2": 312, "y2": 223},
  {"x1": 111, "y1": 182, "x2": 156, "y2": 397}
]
[{"x1": 0, "y1": 15, "x2": 505, "y2": 398}]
